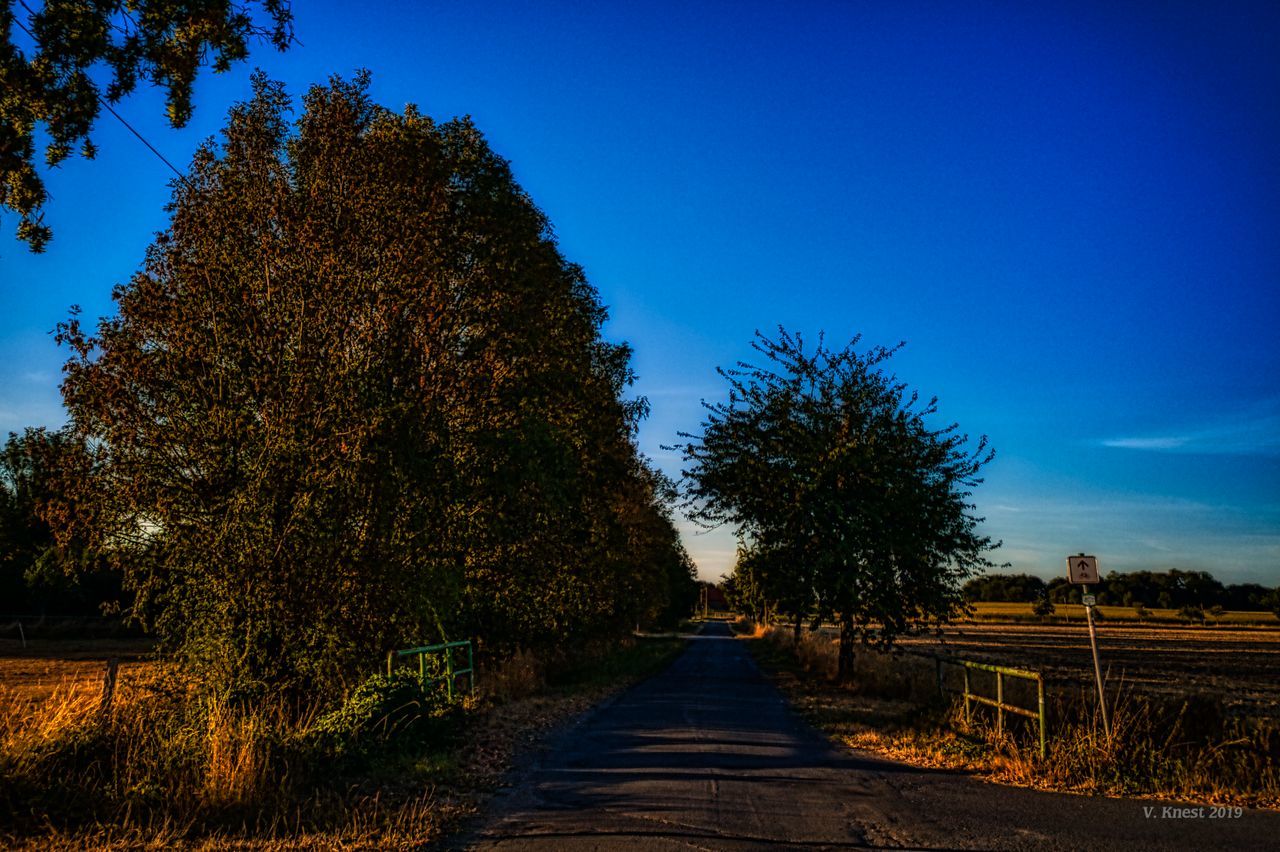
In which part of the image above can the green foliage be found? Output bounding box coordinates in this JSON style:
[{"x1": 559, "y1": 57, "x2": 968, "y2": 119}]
[
  {"x1": 681, "y1": 329, "x2": 998, "y2": 680},
  {"x1": 1, "y1": 0, "x2": 294, "y2": 250},
  {"x1": 307, "y1": 671, "x2": 455, "y2": 763},
  {"x1": 1046, "y1": 569, "x2": 1265, "y2": 611},
  {"x1": 963, "y1": 573, "x2": 1046, "y2": 603},
  {"x1": 0, "y1": 427, "x2": 120, "y2": 614},
  {"x1": 52, "y1": 73, "x2": 690, "y2": 700},
  {"x1": 1032, "y1": 594, "x2": 1055, "y2": 617},
  {"x1": 1178, "y1": 604, "x2": 1204, "y2": 623}
]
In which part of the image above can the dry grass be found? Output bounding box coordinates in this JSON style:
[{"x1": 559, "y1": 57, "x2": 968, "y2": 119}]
[
  {"x1": 752, "y1": 626, "x2": 1280, "y2": 809},
  {"x1": 0, "y1": 638, "x2": 687, "y2": 848},
  {"x1": 484, "y1": 649, "x2": 545, "y2": 703}
]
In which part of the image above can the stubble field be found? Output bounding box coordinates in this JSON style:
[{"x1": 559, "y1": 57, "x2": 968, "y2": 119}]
[{"x1": 893, "y1": 620, "x2": 1280, "y2": 716}]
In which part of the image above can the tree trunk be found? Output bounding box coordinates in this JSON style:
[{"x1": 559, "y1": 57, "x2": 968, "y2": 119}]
[
  {"x1": 838, "y1": 611, "x2": 855, "y2": 683},
  {"x1": 792, "y1": 616, "x2": 803, "y2": 646}
]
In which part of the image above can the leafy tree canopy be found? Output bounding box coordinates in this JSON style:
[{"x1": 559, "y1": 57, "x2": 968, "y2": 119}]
[
  {"x1": 0, "y1": 427, "x2": 118, "y2": 614},
  {"x1": 1, "y1": 0, "x2": 294, "y2": 250},
  {"x1": 54, "y1": 72, "x2": 692, "y2": 700},
  {"x1": 681, "y1": 329, "x2": 999, "y2": 680}
]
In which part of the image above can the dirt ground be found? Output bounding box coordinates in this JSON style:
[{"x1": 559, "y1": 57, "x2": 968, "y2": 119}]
[
  {"x1": 889, "y1": 622, "x2": 1280, "y2": 716},
  {"x1": 0, "y1": 638, "x2": 156, "y2": 706}
]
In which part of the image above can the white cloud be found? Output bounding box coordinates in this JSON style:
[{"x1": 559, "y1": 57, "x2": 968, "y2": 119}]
[
  {"x1": 1101, "y1": 436, "x2": 1189, "y2": 450},
  {"x1": 1099, "y1": 399, "x2": 1280, "y2": 456}
]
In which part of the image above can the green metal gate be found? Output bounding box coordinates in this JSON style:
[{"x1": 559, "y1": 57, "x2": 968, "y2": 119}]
[{"x1": 387, "y1": 640, "x2": 475, "y2": 700}]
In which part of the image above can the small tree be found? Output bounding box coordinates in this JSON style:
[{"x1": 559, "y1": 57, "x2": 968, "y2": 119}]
[
  {"x1": 682, "y1": 329, "x2": 999, "y2": 681},
  {"x1": 1032, "y1": 594, "x2": 1056, "y2": 618}
]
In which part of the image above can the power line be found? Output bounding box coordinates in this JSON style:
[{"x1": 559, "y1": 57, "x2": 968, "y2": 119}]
[
  {"x1": 95, "y1": 98, "x2": 191, "y2": 186},
  {"x1": 10, "y1": 10, "x2": 191, "y2": 187}
]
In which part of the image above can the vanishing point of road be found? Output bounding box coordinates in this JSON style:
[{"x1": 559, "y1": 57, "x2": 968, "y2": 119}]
[{"x1": 464, "y1": 621, "x2": 1278, "y2": 851}]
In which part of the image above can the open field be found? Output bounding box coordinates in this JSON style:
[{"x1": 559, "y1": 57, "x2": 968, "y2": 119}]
[
  {"x1": 0, "y1": 638, "x2": 156, "y2": 708},
  {"x1": 750, "y1": 624, "x2": 1280, "y2": 810},
  {"x1": 967, "y1": 601, "x2": 1279, "y2": 625},
  {"x1": 892, "y1": 621, "x2": 1280, "y2": 716}
]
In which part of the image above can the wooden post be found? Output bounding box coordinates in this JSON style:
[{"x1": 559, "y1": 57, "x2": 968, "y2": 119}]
[
  {"x1": 1037, "y1": 674, "x2": 1047, "y2": 759},
  {"x1": 99, "y1": 657, "x2": 119, "y2": 716},
  {"x1": 963, "y1": 666, "x2": 971, "y2": 725},
  {"x1": 996, "y1": 670, "x2": 1004, "y2": 738}
]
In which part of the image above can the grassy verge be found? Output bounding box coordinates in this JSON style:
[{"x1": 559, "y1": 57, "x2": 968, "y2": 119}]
[
  {"x1": 745, "y1": 623, "x2": 1280, "y2": 809},
  {"x1": 0, "y1": 637, "x2": 685, "y2": 849}
]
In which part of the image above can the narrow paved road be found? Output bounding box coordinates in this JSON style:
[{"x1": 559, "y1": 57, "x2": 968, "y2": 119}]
[{"x1": 465, "y1": 622, "x2": 1278, "y2": 850}]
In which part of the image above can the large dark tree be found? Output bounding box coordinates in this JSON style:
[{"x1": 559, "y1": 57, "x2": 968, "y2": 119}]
[
  {"x1": 55, "y1": 73, "x2": 689, "y2": 699},
  {"x1": 1, "y1": 0, "x2": 294, "y2": 250},
  {"x1": 681, "y1": 329, "x2": 999, "y2": 681}
]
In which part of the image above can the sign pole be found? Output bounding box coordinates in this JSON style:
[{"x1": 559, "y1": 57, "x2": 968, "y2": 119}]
[
  {"x1": 1066, "y1": 553, "x2": 1110, "y2": 740},
  {"x1": 1083, "y1": 592, "x2": 1110, "y2": 739}
]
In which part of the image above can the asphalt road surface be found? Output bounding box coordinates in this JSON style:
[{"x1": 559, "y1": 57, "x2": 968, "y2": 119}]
[{"x1": 464, "y1": 621, "x2": 1279, "y2": 850}]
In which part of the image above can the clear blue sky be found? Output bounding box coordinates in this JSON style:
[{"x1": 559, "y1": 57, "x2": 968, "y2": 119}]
[{"x1": 2, "y1": 1, "x2": 1277, "y2": 584}]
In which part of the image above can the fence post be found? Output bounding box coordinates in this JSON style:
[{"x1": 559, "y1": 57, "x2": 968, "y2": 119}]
[
  {"x1": 446, "y1": 647, "x2": 455, "y2": 701},
  {"x1": 935, "y1": 657, "x2": 943, "y2": 698},
  {"x1": 99, "y1": 657, "x2": 119, "y2": 716},
  {"x1": 387, "y1": 651, "x2": 394, "y2": 677},
  {"x1": 1037, "y1": 674, "x2": 1047, "y2": 759},
  {"x1": 963, "y1": 666, "x2": 971, "y2": 725},
  {"x1": 996, "y1": 670, "x2": 1004, "y2": 738},
  {"x1": 468, "y1": 641, "x2": 475, "y2": 695}
]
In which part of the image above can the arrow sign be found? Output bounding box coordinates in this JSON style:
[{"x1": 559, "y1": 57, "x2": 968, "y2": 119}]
[{"x1": 1066, "y1": 554, "x2": 1099, "y2": 584}]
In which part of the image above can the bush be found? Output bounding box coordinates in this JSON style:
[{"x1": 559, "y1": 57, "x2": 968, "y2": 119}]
[
  {"x1": 1178, "y1": 605, "x2": 1205, "y2": 624},
  {"x1": 306, "y1": 671, "x2": 457, "y2": 763}
]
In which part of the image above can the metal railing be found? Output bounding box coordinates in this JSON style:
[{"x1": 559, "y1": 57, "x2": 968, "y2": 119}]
[
  {"x1": 943, "y1": 658, "x2": 1046, "y2": 758},
  {"x1": 387, "y1": 640, "x2": 475, "y2": 700}
]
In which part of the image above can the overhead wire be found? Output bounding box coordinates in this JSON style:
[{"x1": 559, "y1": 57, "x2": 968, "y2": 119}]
[{"x1": 10, "y1": 8, "x2": 192, "y2": 188}]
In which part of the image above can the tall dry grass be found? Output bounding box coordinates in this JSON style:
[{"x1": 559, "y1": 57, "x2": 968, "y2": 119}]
[
  {"x1": 484, "y1": 649, "x2": 545, "y2": 703},
  {"x1": 756, "y1": 625, "x2": 1280, "y2": 806},
  {"x1": 0, "y1": 667, "x2": 298, "y2": 826}
]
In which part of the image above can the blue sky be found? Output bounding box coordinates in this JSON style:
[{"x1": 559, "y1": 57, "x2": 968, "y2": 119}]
[{"x1": 2, "y1": 1, "x2": 1277, "y2": 584}]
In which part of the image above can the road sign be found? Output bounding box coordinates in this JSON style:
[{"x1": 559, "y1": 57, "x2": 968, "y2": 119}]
[
  {"x1": 1067, "y1": 554, "x2": 1099, "y2": 585},
  {"x1": 1065, "y1": 554, "x2": 1110, "y2": 739}
]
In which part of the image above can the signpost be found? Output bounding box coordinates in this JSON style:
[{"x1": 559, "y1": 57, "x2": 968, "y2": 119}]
[
  {"x1": 1068, "y1": 554, "x2": 1099, "y2": 585},
  {"x1": 1066, "y1": 553, "x2": 1110, "y2": 738}
]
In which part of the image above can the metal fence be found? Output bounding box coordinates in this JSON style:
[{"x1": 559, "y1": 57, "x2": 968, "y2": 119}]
[
  {"x1": 387, "y1": 639, "x2": 475, "y2": 700},
  {"x1": 942, "y1": 658, "x2": 1046, "y2": 758}
]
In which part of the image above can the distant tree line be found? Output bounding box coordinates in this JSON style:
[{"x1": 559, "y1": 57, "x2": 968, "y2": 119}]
[
  {"x1": 963, "y1": 571, "x2": 1280, "y2": 613},
  {"x1": 4, "y1": 74, "x2": 697, "y2": 701}
]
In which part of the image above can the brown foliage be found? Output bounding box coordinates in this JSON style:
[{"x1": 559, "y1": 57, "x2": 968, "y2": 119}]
[{"x1": 53, "y1": 73, "x2": 694, "y2": 700}]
